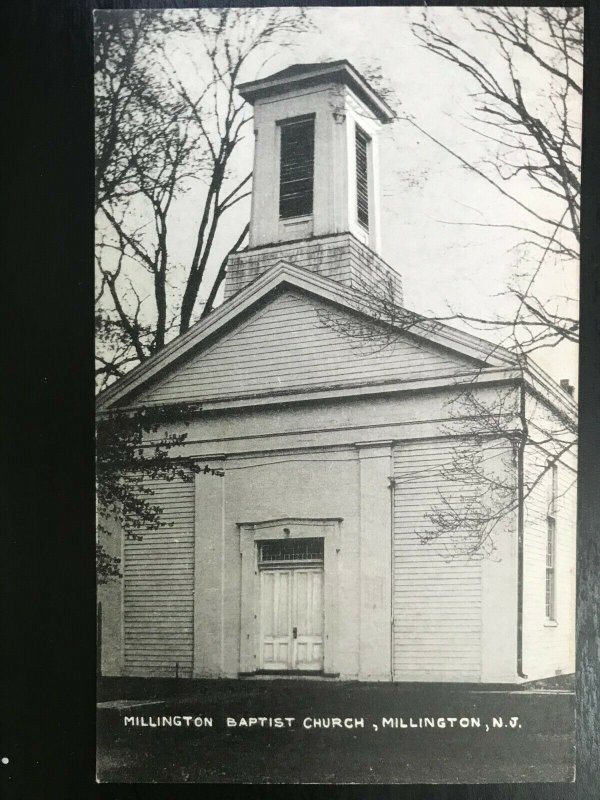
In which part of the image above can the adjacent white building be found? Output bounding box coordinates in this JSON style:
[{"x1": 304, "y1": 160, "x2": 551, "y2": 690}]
[{"x1": 97, "y1": 62, "x2": 576, "y2": 683}]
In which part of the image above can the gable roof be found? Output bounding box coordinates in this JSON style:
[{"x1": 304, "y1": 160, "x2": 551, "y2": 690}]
[
  {"x1": 129, "y1": 290, "x2": 496, "y2": 408},
  {"x1": 96, "y1": 260, "x2": 519, "y2": 413}
]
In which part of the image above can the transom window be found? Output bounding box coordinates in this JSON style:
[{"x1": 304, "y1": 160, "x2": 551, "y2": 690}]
[
  {"x1": 355, "y1": 125, "x2": 370, "y2": 229},
  {"x1": 279, "y1": 115, "x2": 315, "y2": 219},
  {"x1": 258, "y1": 538, "x2": 324, "y2": 564}
]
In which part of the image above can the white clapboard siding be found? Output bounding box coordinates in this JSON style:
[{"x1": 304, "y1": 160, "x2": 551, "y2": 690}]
[
  {"x1": 137, "y1": 290, "x2": 478, "y2": 405},
  {"x1": 392, "y1": 439, "x2": 483, "y2": 681},
  {"x1": 522, "y1": 445, "x2": 577, "y2": 676},
  {"x1": 123, "y1": 478, "x2": 194, "y2": 677}
]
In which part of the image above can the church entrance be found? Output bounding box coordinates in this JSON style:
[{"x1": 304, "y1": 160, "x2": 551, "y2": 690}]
[{"x1": 258, "y1": 538, "x2": 324, "y2": 671}]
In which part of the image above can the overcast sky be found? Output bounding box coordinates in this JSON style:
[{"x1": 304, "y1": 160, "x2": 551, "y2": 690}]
[{"x1": 100, "y1": 6, "x2": 581, "y2": 384}]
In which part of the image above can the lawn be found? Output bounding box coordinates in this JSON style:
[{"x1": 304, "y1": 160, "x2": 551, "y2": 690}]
[{"x1": 96, "y1": 678, "x2": 575, "y2": 784}]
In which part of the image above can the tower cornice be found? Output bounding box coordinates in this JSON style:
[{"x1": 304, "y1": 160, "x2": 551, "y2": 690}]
[{"x1": 238, "y1": 60, "x2": 394, "y2": 124}]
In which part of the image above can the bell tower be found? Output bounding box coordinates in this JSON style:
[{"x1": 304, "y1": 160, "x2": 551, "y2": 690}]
[{"x1": 224, "y1": 61, "x2": 401, "y2": 302}]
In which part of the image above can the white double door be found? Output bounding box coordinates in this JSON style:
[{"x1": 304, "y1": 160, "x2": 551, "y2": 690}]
[{"x1": 259, "y1": 567, "x2": 324, "y2": 671}]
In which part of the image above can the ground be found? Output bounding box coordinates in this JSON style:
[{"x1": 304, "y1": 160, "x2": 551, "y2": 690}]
[{"x1": 96, "y1": 677, "x2": 575, "y2": 784}]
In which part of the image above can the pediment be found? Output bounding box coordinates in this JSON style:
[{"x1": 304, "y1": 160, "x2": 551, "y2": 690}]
[
  {"x1": 119, "y1": 288, "x2": 492, "y2": 408},
  {"x1": 97, "y1": 261, "x2": 517, "y2": 411}
]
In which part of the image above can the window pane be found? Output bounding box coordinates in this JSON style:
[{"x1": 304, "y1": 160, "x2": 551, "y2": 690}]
[
  {"x1": 547, "y1": 518, "x2": 556, "y2": 567},
  {"x1": 546, "y1": 568, "x2": 555, "y2": 619},
  {"x1": 279, "y1": 117, "x2": 314, "y2": 219}
]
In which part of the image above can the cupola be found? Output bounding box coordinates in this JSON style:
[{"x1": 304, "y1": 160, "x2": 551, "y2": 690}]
[
  {"x1": 239, "y1": 60, "x2": 393, "y2": 250},
  {"x1": 224, "y1": 61, "x2": 401, "y2": 303}
]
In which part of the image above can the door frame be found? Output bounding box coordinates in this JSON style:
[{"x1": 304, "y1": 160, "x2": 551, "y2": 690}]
[{"x1": 238, "y1": 517, "x2": 342, "y2": 675}]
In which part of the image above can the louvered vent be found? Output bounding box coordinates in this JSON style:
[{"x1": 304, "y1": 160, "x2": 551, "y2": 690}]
[
  {"x1": 279, "y1": 115, "x2": 315, "y2": 219},
  {"x1": 355, "y1": 125, "x2": 369, "y2": 229}
]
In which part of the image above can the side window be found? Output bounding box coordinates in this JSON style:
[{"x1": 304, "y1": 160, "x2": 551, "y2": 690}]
[
  {"x1": 279, "y1": 115, "x2": 315, "y2": 219},
  {"x1": 355, "y1": 125, "x2": 370, "y2": 229}
]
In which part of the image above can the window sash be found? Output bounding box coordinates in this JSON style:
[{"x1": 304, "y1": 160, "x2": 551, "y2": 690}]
[{"x1": 545, "y1": 516, "x2": 556, "y2": 619}]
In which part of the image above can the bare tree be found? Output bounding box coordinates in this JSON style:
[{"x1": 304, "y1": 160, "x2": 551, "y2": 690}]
[
  {"x1": 95, "y1": 9, "x2": 314, "y2": 580},
  {"x1": 419, "y1": 371, "x2": 576, "y2": 558},
  {"x1": 404, "y1": 9, "x2": 580, "y2": 554},
  {"x1": 317, "y1": 9, "x2": 581, "y2": 556},
  {"x1": 317, "y1": 273, "x2": 576, "y2": 557},
  {"x1": 95, "y1": 8, "x2": 312, "y2": 389},
  {"x1": 405, "y1": 6, "x2": 581, "y2": 355}
]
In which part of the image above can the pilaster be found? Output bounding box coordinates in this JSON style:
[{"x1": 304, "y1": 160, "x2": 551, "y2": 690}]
[
  {"x1": 192, "y1": 459, "x2": 226, "y2": 677},
  {"x1": 356, "y1": 440, "x2": 393, "y2": 680}
]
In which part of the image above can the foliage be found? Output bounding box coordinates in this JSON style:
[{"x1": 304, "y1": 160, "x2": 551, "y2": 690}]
[
  {"x1": 96, "y1": 543, "x2": 121, "y2": 585},
  {"x1": 96, "y1": 406, "x2": 193, "y2": 584}
]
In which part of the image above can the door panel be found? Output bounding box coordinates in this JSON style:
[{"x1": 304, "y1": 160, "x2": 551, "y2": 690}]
[
  {"x1": 260, "y1": 570, "x2": 291, "y2": 669},
  {"x1": 293, "y1": 569, "x2": 324, "y2": 671},
  {"x1": 259, "y1": 566, "x2": 324, "y2": 671}
]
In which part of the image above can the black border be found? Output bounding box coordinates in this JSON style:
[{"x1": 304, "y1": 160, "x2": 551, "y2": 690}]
[{"x1": 2, "y1": 1, "x2": 598, "y2": 798}]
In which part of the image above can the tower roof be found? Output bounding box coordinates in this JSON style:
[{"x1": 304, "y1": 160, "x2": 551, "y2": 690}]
[{"x1": 237, "y1": 59, "x2": 395, "y2": 123}]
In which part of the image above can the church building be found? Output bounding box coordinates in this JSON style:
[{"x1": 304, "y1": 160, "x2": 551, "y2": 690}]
[{"x1": 97, "y1": 61, "x2": 576, "y2": 683}]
